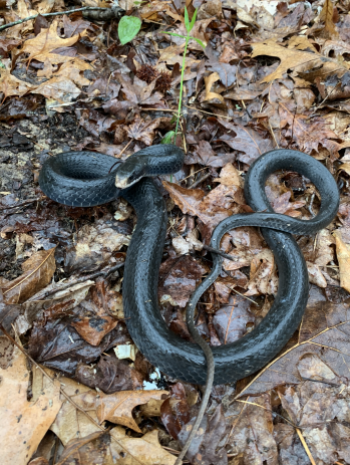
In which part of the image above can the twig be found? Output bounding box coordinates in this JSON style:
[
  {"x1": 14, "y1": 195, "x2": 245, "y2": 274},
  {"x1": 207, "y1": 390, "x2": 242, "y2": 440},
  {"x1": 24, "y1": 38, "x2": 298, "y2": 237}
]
[
  {"x1": 296, "y1": 428, "x2": 316, "y2": 465},
  {"x1": 202, "y1": 244, "x2": 238, "y2": 263},
  {"x1": 39, "y1": 262, "x2": 124, "y2": 299},
  {"x1": 229, "y1": 286, "x2": 259, "y2": 307},
  {"x1": 180, "y1": 167, "x2": 207, "y2": 183},
  {"x1": 0, "y1": 196, "x2": 43, "y2": 211},
  {"x1": 301, "y1": 376, "x2": 340, "y2": 387},
  {"x1": 309, "y1": 82, "x2": 341, "y2": 118},
  {"x1": 0, "y1": 6, "x2": 107, "y2": 32},
  {"x1": 185, "y1": 104, "x2": 232, "y2": 119},
  {"x1": 188, "y1": 171, "x2": 211, "y2": 188}
]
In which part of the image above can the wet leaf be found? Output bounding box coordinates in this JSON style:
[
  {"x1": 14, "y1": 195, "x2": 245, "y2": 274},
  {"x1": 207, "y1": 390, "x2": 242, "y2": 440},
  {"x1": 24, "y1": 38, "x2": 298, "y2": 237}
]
[{"x1": 235, "y1": 287, "x2": 350, "y2": 398}]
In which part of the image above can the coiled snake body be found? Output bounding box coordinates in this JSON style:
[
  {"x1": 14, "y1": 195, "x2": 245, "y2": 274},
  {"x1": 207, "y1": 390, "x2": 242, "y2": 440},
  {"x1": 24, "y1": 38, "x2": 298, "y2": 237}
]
[{"x1": 39, "y1": 146, "x2": 339, "y2": 386}]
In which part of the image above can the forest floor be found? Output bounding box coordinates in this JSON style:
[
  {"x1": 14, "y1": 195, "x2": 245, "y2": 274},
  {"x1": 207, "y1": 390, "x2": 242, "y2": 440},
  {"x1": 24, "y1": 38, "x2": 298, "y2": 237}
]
[{"x1": 1, "y1": 0, "x2": 350, "y2": 464}]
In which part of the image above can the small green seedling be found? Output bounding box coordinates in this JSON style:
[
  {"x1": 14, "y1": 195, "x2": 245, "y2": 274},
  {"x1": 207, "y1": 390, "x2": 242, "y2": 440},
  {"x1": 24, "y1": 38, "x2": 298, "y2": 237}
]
[
  {"x1": 118, "y1": 15, "x2": 142, "y2": 45},
  {"x1": 162, "y1": 7, "x2": 205, "y2": 144}
]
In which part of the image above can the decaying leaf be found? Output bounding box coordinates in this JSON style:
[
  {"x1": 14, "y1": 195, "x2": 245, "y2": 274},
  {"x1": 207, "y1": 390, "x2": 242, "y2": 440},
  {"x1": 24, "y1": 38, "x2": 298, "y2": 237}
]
[{"x1": 58, "y1": 428, "x2": 176, "y2": 465}]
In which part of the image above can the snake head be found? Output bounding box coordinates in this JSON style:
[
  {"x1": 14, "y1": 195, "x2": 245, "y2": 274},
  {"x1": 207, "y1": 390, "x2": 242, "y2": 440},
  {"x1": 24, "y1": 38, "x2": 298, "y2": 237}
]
[{"x1": 115, "y1": 158, "x2": 147, "y2": 189}]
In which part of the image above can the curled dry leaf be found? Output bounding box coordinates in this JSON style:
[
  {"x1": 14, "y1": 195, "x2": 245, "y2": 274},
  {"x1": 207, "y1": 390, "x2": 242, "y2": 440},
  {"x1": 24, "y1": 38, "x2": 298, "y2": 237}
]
[
  {"x1": 1, "y1": 247, "x2": 56, "y2": 304},
  {"x1": 334, "y1": 230, "x2": 350, "y2": 292},
  {"x1": 96, "y1": 390, "x2": 168, "y2": 432},
  {"x1": 203, "y1": 72, "x2": 224, "y2": 104}
]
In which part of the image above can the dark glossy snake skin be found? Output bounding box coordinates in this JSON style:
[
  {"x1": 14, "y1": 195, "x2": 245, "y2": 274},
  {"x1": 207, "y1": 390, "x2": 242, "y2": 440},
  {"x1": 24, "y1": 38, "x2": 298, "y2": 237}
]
[{"x1": 39, "y1": 147, "x2": 339, "y2": 385}]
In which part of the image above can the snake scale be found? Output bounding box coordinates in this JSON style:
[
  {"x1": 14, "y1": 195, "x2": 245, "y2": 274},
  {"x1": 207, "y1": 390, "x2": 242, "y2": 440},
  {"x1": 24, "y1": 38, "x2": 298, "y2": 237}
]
[{"x1": 39, "y1": 146, "x2": 339, "y2": 387}]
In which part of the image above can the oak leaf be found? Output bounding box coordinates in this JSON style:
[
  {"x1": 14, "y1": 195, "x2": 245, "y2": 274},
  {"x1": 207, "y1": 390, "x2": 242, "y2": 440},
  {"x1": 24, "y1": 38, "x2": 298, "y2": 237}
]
[
  {"x1": 251, "y1": 40, "x2": 348, "y2": 83},
  {"x1": 0, "y1": 347, "x2": 61, "y2": 465},
  {"x1": 21, "y1": 19, "x2": 85, "y2": 64},
  {"x1": 96, "y1": 390, "x2": 168, "y2": 432},
  {"x1": 0, "y1": 61, "x2": 34, "y2": 99}
]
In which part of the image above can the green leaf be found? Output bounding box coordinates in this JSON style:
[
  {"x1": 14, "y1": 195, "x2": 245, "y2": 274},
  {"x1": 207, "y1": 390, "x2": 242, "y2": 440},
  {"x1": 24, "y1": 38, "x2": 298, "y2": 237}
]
[
  {"x1": 190, "y1": 37, "x2": 206, "y2": 48},
  {"x1": 118, "y1": 16, "x2": 142, "y2": 45},
  {"x1": 189, "y1": 8, "x2": 198, "y2": 31},
  {"x1": 161, "y1": 31, "x2": 186, "y2": 39},
  {"x1": 184, "y1": 6, "x2": 190, "y2": 33},
  {"x1": 161, "y1": 131, "x2": 176, "y2": 144}
]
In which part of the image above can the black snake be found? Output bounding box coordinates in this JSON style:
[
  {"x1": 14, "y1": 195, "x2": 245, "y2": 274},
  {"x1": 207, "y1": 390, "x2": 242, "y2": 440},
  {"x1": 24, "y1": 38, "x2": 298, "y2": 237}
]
[{"x1": 39, "y1": 146, "x2": 339, "y2": 418}]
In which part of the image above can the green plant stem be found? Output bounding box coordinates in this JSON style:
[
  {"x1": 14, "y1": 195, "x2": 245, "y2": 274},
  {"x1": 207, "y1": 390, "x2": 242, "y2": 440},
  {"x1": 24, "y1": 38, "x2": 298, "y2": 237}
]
[{"x1": 173, "y1": 35, "x2": 190, "y2": 145}]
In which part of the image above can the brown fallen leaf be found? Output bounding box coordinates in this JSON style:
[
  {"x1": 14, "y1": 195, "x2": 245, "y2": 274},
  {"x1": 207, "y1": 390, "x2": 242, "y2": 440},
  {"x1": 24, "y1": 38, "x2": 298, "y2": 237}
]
[
  {"x1": 0, "y1": 60, "x2": 34, "y2": 100},
  {"x1": 75, "y1": 355, "x2": 142, "y2": 393},
  {"x1": 279, "y1": 102, "x2": 341, "y2": 155},
  {"x1": 218, "y1": 119, "x2": 274, "y2": 165},
  {"x1": 307, "y1": 261, "x2": 327, "y2": 288},
  {"x1": 96, "y1": 390, "x2": 168, "y2": 432},
  {"x1": 178, "y1": 405, "x2": 227, "y2": 465},
  {"x1": 235, "y1": 286, "x2": 350, "y2": 398},
  {"x1": 203, "y1": 72, "x2": 224, "y2": 104},
  {"x1": 64, "y1": 215, "x2": 130, "y2": 273},
  {"x1": 159, "y1": 255, "x2": 209, "y2": 308},
  {"x1": 251, "y1": 39, "x2": 348, "y2": 83},
  {"x1": 0, "y1": 347, "x2": 61, "y2": 465},
  {"x1": 70, "y1": 279, "x2": 119, "y2": 346},
  {"x1": 225, "y1": 395, "x2": 277, "y2": 464},
  {"x1": 126, "y1": 115, "x2": 172, "y2": 145},
  {"x1": 185, "y1": 140, "x2": 236, "y2": 167},
  {"x1": 334, "y1": 230, "x2": 350, "y2": 293},
  {"x1": 33, "y1": 76, "x2": 81, "y2": 103},
  {"x1": 58, "y1": 427, "x2": 176, "y2": 465},
  {"x1": 1, "y1": 248, "x2": 56, "y2": 304},
  {"x1": 212, "y1": 294, "x2": 255, "y2": 344},
  {"x1": 21, "y1": 19, "x2": 85, "y2": 64},
  {"x1": 318, "y1": 0, "x2": 338, "y2": 39},
  {"x1": 245, "y1": 248, "x2": 278, "y2": 296}
]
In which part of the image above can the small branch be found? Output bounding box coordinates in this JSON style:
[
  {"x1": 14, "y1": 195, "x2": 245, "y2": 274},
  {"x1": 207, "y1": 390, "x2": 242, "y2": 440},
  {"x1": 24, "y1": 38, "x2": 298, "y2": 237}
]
[
  {"x1": 202, "y1": 244, "x2": 237, "y2": 262},
  {"x1": 0, "y1": 6, "x2": 107, "y2": 32},
  {"x1": 188, "y1": 171, "x2": 211, "y2": 188},
  {"x1": 40, "y1": 262, "x2": 125, "y2": 299}
]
